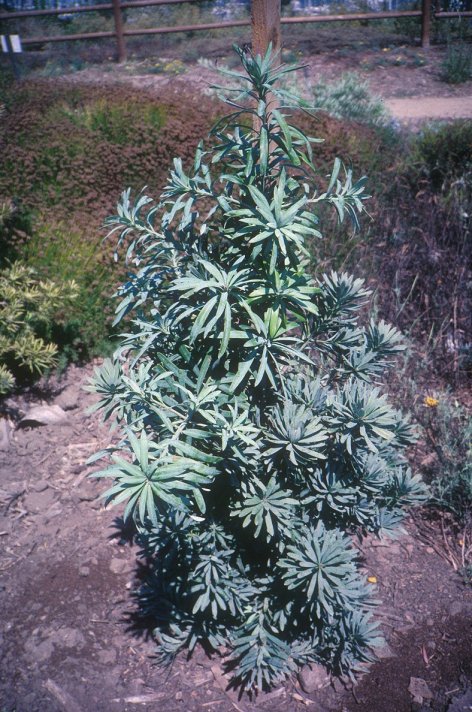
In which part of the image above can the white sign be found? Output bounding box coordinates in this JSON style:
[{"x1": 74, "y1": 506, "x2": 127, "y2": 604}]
[{"x1": 1, "y1": 35, "x2": 22, "y2": 53}]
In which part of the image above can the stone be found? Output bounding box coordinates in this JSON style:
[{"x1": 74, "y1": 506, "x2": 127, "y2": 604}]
[
  {"x1": 450, "y1": 600, "x2": 464, "y2": 616},
  {"x1": 43, "y1": 502, "x2": 63, "y2": 521},
  {"x1": 19, "y1": 404, "x2": 68, "y2": 427},
  {"x1": 376, "y1": 643, "x2": 397, "y2": 659},
  {"x1": 98, "y1": 648, "x2": 117, "y2": 664},
  {"x1": 448, "y1": 688, "x2": 472, "y2": 712},
  {"x1": 55, "y1": 385, "x2": 81, "y2": 411},
  {"x1": 299, "y1": 663, "x2": 330, "y2": 694},
  {"x1": 52, "y1": 626, "x2": 85, "y2": 649},
  {"x1": 408, "y1": 677, "x2": 433, "y2": 704},
  {"x1": 109, "y1": 557, "x2": 131, "y2": 575},
  {"x1": 0, "y1": 418, "x2": 11, "y2": 451},
  {"x1": 79, "y1": 566, "x2": 90, "y2": 577},
  {"x1": 25, "y1": 637, "x2": 55, "y2": 662},
  {"x1": 23, "y1": 488, "x2": 56, "y2": 513},
  {"x1": 31, "y1": 480, "x2": 49, "y2": 493}
]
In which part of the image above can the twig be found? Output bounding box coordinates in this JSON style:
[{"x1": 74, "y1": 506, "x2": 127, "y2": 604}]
[
  {"x1": 201, "y1": 701, "x2": 224, "y2": 707},
  {"x1": 440, "y1": 512, "x2": 459, "y2": 571},
  {"x1": 115, "y1": 693, "x2": 167, "y2": 704},
  {"x1": 89, "y1": 619, "x2": 112, "y2": 624},
  {"x1": 0, "y1": 542, "x2": 36, "y2": 571},
  {"x1": 44, "y1": 679, "x2": 84, "y2": 712},
  {"x1": 4, "y1": 488, "x2": 25, "y2": 513}
]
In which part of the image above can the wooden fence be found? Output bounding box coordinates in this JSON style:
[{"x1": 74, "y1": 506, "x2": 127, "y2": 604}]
[{"x1": 0, "y1": 0, "x2": 471, "y2": 61}]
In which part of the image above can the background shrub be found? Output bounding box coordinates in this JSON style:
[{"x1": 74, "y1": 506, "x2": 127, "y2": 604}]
[
  {"x1": 0, "y1": 260, "x2": 77, "y2": 395},
  {"x1": 0, "y1": 80, "x2": 221, "y2": 362}
]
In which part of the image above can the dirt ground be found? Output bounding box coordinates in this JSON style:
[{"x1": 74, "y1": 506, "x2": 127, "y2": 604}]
[
  {"x1": 1, "y1": 43, "x2": 472, "y2": 712},
  {"x1": 54, "y1": 43, "x2": 472, "y2": 125},
  {"x1": 0, "y1": 363, "x2": 471, "y2": 712}
]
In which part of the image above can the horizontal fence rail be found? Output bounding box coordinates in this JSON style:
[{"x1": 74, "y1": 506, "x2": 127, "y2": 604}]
[{"x1": 0, "y1": 0, "x2": 469, "y2": 60}]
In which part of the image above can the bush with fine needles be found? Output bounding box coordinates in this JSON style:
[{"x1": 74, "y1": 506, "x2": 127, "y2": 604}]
[{"x1": 89, "y1": 47, "x2": 426, "y2": 692}]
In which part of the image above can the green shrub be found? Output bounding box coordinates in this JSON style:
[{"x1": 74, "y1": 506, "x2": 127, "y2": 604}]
[
  {"x1": 406, "y1": 120, "x2": 472, "y2": 193},
  {"x1": 417, "y1": 394, "x2": 472, "y2": 582},
  {"x1": 441, "y1": 41, "x2": 472, "y2": 84},
  {"x1": 90, "y1": 48, "x2": 426, "y2": 691},
  {"x1": 422, "y1": 395, "x2": 472, "y2": 523},
  {"x1": 22, "y1": 221, "x2": 118, "y2": 362},
  {"x1": 0, "y1": 261, "x2": 77, "y2": 395},
  {"x1": 312, "y1": 72, "x2": 390, "y2": 128}
]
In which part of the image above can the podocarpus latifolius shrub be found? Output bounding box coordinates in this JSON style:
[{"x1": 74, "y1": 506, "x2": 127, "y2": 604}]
[{"x1": 90, "y1": 47, "x2": 426, "y2": 692}]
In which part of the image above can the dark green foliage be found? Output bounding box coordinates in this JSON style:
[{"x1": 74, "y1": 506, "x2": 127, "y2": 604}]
[
  {"x1": 89, "y1": 47, "x2": 426, "y2": 691},
  {"x1": 0, "y1": 261, "x2": 77, "y2": 395},
  {"x1": 440, "y1": 41, "x2": 472, "y2": 84}
]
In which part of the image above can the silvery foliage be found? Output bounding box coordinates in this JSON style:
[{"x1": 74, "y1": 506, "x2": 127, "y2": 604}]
[{"x1": 88, "y1": 46, "x2": 426, "y2": 692}]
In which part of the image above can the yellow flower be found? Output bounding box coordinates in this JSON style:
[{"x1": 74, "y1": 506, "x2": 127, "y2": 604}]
[
  {"x1": 367, "y1": 576, "x2": 377, "y2": 584},
  {"x1": 424, "y1": 396, "x2": 439, "y2": 407}
]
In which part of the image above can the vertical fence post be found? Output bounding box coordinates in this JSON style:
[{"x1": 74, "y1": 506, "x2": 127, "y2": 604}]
[
  {"x1": 251, "y1": 0, "x2": 281, "y2": 134},
  {"x1": 251, "y1": 0, "x2": 281, "y2": 59},
  {"x1": 112, "y1": 0, "x2": 126, "y2": 62},
  {"x1": 421, "y1": 0, "x2": 432, "y2": 48},
  {"x1": 5, "y1": 35, "x2": 20, "y2": 81}
]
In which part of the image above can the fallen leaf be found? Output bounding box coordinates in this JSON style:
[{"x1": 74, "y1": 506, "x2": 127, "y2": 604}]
[{"x1": 421, "y1": 644, "x2": 430, "y2": 666}]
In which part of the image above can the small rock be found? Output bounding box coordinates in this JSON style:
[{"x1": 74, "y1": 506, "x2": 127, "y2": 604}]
[
  {"x1": 25, "y1": 637, "x2": 55, "y2": 662},
  {"x1": 19, "y1": 404, "x2": 68, "y2": 428},
  {"x1": 299, "y1": 663, "x2": 330, "y2": 693},
  {"x1": 376, "y1": 643, "x2": 397, "y2": 659},
  {"x1": 78, "y1": 490, "x2": 97, "y2": 502},
  {"x1": 55, "y1": 385, "x2": 81, "y2": 411},
  {"x1": 450, "y1": 600, "x2": 464, "y2": 617},
  {"x1": 109, "y1": 557, "x2": 131, "y2": 575},
  {"x1": 23, "y1": 489, "x2": 56, "y2": 513},
  {"x1": 448, "y1": 688, "x2": 472, "y2": 712},
  {"x1": 31, "y1": 480, "x2": 49, "y2": 493},
  {"x1": 98, "y1": 648, "x2": 117, "y2": 664},
  {"x1": 52, "y1": 626, "x2": 85, "y2": 649},
  {"x1": 44, "y1": 502, "x2": 63, "y2": 520},
  {"x1": 0, "y1": 418, "x2": 11, "y2": 451},
  {"x1": 79, "y1": 566, "x2": 90, "y2": 577},
  {"x1": 408, "y1": 677, "x2": 433, "y2": 704}
]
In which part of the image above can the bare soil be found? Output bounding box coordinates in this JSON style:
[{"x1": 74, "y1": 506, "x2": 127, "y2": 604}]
[
  {"x1": 1, "y1": 363, "x2": 471, "y2": 712},
  {"x1": 56, "y1": 43, "x2": 472, "y2": 125}
]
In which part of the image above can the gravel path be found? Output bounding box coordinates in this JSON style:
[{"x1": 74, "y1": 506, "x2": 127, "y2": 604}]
[{"x1": 385, "y1": 94, "x2": 472, "y2": 120}]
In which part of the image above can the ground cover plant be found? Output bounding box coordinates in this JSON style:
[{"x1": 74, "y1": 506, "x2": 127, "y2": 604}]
[
  {"x1": 90, "y1": 47, "x2": 426, "y2": 692},
  {"x1": 0, "y1": 80, "x2": 220, "y2": 363},
  {"x1": 0, "y1": 260, "x2": 77, "y2": 395},
  {"x1": 312, "y1": 72, "x2": 389, "y2": 127}
]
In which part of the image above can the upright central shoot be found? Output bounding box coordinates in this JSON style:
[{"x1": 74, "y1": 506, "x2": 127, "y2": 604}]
[{"x1": 90, "y1": 47, "x2": 425, "y2": 692}]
